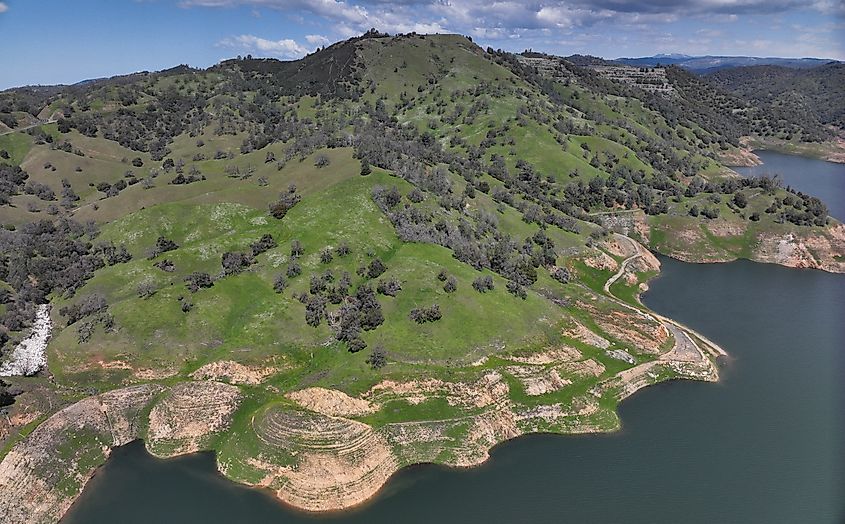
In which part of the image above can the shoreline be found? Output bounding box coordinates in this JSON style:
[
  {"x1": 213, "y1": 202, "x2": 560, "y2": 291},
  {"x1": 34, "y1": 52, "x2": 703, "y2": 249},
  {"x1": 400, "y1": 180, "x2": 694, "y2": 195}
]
[{"x1": 58, "y1": 237, "x2": 725, "y2": 519}]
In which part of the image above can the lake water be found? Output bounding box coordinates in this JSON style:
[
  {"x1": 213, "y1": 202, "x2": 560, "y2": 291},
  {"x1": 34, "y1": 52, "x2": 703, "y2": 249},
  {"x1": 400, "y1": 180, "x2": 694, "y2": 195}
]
[
  {"x1": 735, "y1": 150, "x2": 845, "y2": 220},
  {"x1": 62, "y1": 153, "x2": 845, "y2": 524}
]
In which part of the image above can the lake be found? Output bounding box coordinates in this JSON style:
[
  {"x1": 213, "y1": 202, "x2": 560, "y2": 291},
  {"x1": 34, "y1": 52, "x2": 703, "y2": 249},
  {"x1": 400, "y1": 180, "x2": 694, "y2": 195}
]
[
  {"x1": 61, "y1": 153, "x2": 845, "y2": 524},
  {"x1": 735, "y1": 150, "x2": 845, "y2": 220}
]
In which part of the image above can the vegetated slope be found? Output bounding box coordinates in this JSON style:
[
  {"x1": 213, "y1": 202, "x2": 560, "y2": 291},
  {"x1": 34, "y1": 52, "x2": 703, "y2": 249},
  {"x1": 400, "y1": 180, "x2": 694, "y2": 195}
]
[
  {"x1": 0, "y1": 32, "x2": 843, "y2": 521},
  {"x1": 617, "y1": 55, "x2": 836, "y2": 72},
  {"x1": 706, "y1": 63, "x2": 845, "y2": 131}
]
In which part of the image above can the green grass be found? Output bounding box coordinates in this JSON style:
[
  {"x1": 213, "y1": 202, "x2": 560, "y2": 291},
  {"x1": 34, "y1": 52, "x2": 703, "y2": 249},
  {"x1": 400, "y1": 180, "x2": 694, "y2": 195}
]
[{"x1": 0, "y1": 132, "x2": 33, "y2": 166}]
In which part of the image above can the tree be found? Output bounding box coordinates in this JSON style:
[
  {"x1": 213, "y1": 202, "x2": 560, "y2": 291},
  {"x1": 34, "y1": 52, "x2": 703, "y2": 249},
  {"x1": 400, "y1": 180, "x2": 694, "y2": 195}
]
[
  {"x1": 443, "y1": 276, "x2": 457, "y2": 293},
  {"x1": 268, "y1": 190, "x2": 301, "y2": 219},
  {"x1": 472, "y1": 275, "x2": 494, "y2": 293},
  {"x1": 290, "y1": 239, "x2": 304, "y2": 257},
  {"x1": 251, "y1": 234, "x2": 277, "y2": 256},
  {"x1": 360, "y1": 159, "x2": 371, "y2": 176},
  {"x1": 185, "y1": 272, "x2": 213, "y2": 292},
  {"x1": 410, "y1": 304, "x2": 442, "y2": 323},
  {"x1": 286, "y1": 260, "x2": 302, "y2": 278},
  {"x1": 221, "y1": 252, "x2": 253, "y2": 275},
  {"x1": 365, "y1": 258, "x2": 386, "y2": 279},
  {"x1": 273, "y1": 274, "x2": 287, "y2": 293},
  {"x1": 377, "y1": 278, "x2": 402, "y2": 296},
  {"x1": 149, "y1": 236, "x2": 179, "y2": 259},
  {"x1": 506, "y1": 280, "x2": 527, "y2": 299},
  {"x1": 366, "y1": 345, "x2": 387, "y2": 369},
  {"x1": 314, "y1": 154, "x2": 330, "y2": 168},
  {"x1": 137, "y1": 281, "x2": 157, "y2": 299},
  {"x1": 733, "y1": 191, "x2": 748, "y2": 208},
  {"x1": 305, "y1": 295, "x2": 326, "y2": 327}
]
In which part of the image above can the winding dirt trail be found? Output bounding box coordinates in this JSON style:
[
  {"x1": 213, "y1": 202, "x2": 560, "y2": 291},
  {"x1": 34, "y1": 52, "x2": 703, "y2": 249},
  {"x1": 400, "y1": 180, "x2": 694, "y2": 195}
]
[{"x1": 601, "y1": 234, "x2": 728, "y2": 359}]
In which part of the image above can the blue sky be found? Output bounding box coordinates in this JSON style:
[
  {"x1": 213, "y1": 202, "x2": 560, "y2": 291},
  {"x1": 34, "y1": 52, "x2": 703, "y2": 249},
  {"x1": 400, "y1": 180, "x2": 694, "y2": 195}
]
[{"x1": 1, "y1": 0, "x2": 843, "y2": 89}]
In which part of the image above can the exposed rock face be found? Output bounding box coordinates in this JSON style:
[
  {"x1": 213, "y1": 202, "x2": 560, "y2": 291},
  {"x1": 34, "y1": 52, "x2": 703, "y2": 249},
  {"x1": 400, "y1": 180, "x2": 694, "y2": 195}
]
[
  {"x1": 0, "y1": 384, "x2": 162, "y2": 524},
  {"x1": 147, "y1": 381, "x2": 242, "y2": 455},
  {"x1": 249, "y1": 408, "x2": 398, "y2": 512},
  {"x1": 754, "y1": 223, "x2": 845, "y2": 273},
  {"x1": 287, "y1": 387, "x2": 377, "y2": 417},
  {"x1": 190, "y1": 360, "x2": 278, "y2": 385}
]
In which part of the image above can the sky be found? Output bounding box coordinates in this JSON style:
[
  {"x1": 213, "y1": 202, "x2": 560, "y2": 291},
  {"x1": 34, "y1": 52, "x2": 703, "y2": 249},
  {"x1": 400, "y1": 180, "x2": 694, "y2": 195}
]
[{"x1": 1, "y1": 0, "x2": 844, "y2": 89}]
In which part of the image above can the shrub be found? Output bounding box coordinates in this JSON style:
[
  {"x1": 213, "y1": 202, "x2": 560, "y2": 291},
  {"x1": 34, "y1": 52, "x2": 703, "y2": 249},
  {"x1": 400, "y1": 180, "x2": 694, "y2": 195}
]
[
  {"x1": 366, "y1": 345, "x2": 388, "y2": 369},
  {"x1": 286, "y1": 260, "x2": 302, "y2": 278},
  {"x1": 410, "y1": 304, "x2": 442, "y2": 323},
  {"x1": 221, "y1": 251, "x2": 254, "y2": 275},
  {"x1": 377, "y1": 278, "x2": 402, "y2": 297},
  {"x1": 185, "y1": 272, "x2": 214, "y2": 292},
  {"x1": 367, "y1": 258, "x2": 387, "y2": 279},
  {"x1": 506, "y1": 280, "x2": 527, "y2": 299},
  {"x1": 148, "y1": 236, "x2": 179, "y2": 259},
  {"x1": 250, "y1": 234, "x2": 277, "y2": 256},
  {"x1": 137, "y1": 281, "x2": 157, "y2": 299},
  {"x1": 273, "y1": 274, "x2": 287, "y2": 293},
  {"x1": 550, "y1": 266, "x2": 570, "y2": 284},
  {"x1": 472, "y1": 275, "x2": 494, "y2": 293},
  {"x1": 443, "y1": 276, "x2": 457, "y2": 293}
]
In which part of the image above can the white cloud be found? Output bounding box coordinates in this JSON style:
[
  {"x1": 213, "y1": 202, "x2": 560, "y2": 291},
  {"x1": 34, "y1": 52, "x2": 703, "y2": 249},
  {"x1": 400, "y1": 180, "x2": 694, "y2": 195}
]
[
  {"x1": 0, "y1": 2, "x2": 8, "y2": 13},
  {"x1": 218, "y1": 34, "x2": 309, "y2": 58},
  {"x1": 305, "y1": 34, "x2": 330, "y2": 45}
]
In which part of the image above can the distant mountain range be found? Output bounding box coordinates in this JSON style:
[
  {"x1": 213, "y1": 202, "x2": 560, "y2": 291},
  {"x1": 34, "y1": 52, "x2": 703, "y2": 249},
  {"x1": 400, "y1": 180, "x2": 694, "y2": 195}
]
[{"x1": 616, "y1": 55, "x2": 839, "y2": 73}]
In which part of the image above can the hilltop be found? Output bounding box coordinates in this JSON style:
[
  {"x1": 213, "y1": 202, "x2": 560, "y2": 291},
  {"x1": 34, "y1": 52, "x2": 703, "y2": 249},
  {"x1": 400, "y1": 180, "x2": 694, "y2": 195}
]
[{"x1": 0, "y1": 32, "x2": 843, "y2": 522}]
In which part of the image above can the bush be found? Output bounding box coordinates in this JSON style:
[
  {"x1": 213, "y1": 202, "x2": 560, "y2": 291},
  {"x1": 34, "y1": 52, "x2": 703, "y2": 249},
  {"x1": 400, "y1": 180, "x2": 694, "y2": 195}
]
[
  {"x1": 250, "y1": 234, "x2": 277, "y2": 256},
  {"x1": 148, "y1": 236, "x2": 179, "y2": 259},
  {"x1": 221, "y1": 251, "x2": 253, "y2": 275},
  {"x1": 443, "y1": 276, "x2": 457, "y2": 293},
  {"x1": 137, "y1": 281, "x2": 157, "y2": 299},
  {"x1": 506, "y1": 280, "x2": 527, "y2": 299},
  {"x1": 314, "y1": 154, "x2": 330, "y2": 168},
  {"x1": 367, "y1": 258, "x2": 387, "y2": 279},
  {"x1": 366, "y1": 345, "x2": 388, "y2": 369},
  {"x1": 410, "y1": 304, "x2": 442, "y2": 323},
  {"x1": 377, "y1": 278, "x2": 402, "y2": 297},
  {"x1": 273, "y1": 274, "x2": 287, "y2": 293},
  {"x1": 185, "y1": 272, "x2": 214, "y2": 292},
  {"x1": 472, "y1": 275, "x2": 494, "y2": 293},
  {"x1": 550, "y1": 266, "x2": 570, "y2": 284}
]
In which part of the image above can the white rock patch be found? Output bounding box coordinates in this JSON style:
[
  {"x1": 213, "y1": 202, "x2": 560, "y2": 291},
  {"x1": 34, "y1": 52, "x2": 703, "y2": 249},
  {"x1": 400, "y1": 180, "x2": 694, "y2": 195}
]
[{"x1": 0, "y1": 305, "x2": 52, "y2": 376}]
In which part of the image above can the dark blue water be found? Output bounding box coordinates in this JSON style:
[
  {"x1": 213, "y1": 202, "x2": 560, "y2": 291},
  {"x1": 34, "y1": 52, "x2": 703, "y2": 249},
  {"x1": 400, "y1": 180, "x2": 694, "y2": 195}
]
[
  {"x1": 735, "y1": 150, "x2": 845, "y2": 220},
  {"x1": 61, "y1": 257, "x2": 845, "y2": 524},
  {"x1": 63, "y1": 152, "x2": 845, "y2": 524}
]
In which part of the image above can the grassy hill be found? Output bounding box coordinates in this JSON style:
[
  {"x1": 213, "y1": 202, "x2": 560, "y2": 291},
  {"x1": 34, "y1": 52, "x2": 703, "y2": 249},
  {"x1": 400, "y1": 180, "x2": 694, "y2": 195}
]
[{"x1": 0, "y1": 31, "x2": 843, "y2": 521}]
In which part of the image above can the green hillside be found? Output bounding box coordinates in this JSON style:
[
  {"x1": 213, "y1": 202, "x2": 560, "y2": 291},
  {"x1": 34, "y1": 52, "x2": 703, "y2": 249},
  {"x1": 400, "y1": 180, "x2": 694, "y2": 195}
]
[{"x1": 0, "y1": 31, "x2": 842, "y2": 519}]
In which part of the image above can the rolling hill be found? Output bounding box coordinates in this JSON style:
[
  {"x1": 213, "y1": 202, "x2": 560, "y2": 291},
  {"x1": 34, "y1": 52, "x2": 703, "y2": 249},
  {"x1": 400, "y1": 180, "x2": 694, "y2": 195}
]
[{"x1": 0, "y1": 32, "x2": 843, "y2": 522}]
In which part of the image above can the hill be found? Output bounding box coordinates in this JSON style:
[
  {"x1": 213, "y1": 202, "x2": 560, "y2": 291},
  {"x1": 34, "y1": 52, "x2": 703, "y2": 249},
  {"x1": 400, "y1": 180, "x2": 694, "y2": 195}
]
[
  {"x1": 617, "y1": 54, "x2": 837, "y2": 73},
  {"x1": 0, "y1": 32, "x2": 843, "y2": 522},
  {"x1": 706, "y1": 63, "x2": 845, "y2": 131}
]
